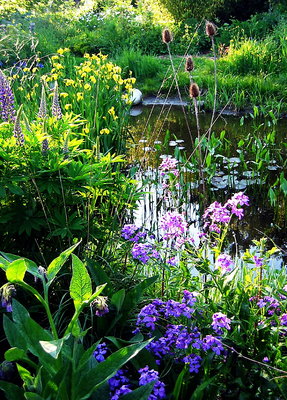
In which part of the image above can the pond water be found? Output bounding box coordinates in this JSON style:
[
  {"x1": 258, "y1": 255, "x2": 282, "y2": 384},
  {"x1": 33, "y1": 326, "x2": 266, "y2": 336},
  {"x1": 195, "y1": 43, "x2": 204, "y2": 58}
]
[{"x1": 127, "y1": 103, "x2": 287, "y2": 261}]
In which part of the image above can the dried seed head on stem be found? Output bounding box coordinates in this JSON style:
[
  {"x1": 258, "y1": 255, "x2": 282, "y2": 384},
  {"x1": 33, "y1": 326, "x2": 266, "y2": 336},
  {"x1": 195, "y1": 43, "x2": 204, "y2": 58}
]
[
  {"x1": 185, "y1": 56, "x2": 194, "y2": 72},
  {"x1": 162, "y1": 28, "x2": 173, "y2": 44},
  {"x1": 189, "y1": 83, "x2": 200, "y2": 98},
  {"x1": 206, "y1": 21, "x2": 217, "y2": 37}
]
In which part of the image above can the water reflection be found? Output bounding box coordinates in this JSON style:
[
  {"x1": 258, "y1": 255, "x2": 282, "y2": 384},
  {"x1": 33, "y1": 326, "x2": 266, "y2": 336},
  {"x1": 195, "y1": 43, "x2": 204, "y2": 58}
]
[{"x1": 128, "y1": 105, "x2": 287, "y2": 257}]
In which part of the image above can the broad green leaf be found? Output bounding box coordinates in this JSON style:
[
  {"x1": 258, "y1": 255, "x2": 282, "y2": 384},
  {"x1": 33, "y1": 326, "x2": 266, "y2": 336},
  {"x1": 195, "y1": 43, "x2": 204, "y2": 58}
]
[
  {"x1": 121, "y1": 382, "x2": 155, "y2": 400},
  {"x1": 76, "y1": 340, "x2": 151, "y2": 399},
  {"x1": 70, "y1": 254, "x2": 92, "y2": 310},
  {"x1": 0, "y1": 252, "x2": 39, "y2": 277},
  {"x1": 46, "y1": 242, "x2": 80, "y2": 283},
  {"x1": 6, "y1": 259, "x2": 27, "y2": 282},
  {"x1": 9, "y1": 300, "x2": 56, "y2": 375},
  {"x1": 77, "y1": 341, "x2": 101, "y2": 373},
  {"x1": 39, "y1": 337, "x2": 67, "y2": 359},
  {"x1": 111, "y1": 289, "x2": 125, "y2": 313},
  {"x1": 5, "y1": 347, "x2": 26, "y2": 362},
  {"x1": 0, "y1": 381, "x2": 25, "y2": 400},
  {"x1": 3, "y1": 316, "x2": 29, "y2": 351}
]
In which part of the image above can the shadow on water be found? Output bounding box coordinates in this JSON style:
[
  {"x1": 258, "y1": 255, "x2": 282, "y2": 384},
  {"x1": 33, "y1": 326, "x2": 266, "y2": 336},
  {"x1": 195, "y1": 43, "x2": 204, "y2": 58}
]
[{"x1": 127, "y1": 104, "x2": 287, "y2": 260}]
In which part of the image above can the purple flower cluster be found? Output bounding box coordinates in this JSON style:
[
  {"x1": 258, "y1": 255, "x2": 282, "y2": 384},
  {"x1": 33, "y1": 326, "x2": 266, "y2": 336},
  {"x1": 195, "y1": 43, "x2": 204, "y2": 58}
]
[
  {"x1": 255, "y1": 296, "x2": 280, "y2": 316},
  {"x1": 203, "y1": 192, "x2": 249, "y2": 233},
  {"x1": 159, "y1": 157, "x2": 179, "y2": 177},
  {"x1": 109, "y1": 369, "x2": 132, "y2": 400},
  {"x1": 211, "y1": 312, "x2": 231, "y2": 334},
  {"x1": 131, "y1": 243, "x2": 160, "y2": 264},
  {"x1": 136, "y1": 292, "x2": 198, "y2": 331},
  {"x1": 182, "y1": 354, "x2": 202, "y2": 373},
  {"x1": 280, "y1": 314, "x2": 287, "y2": 326},
  {"x1": 215, "y1": 254, "x2": 234, "y2": 274},
  {"x1": 202, "y1": 335, "x2": 224, "y2": 355},
  {"x1": 160, "y1": 211, "x2": 187, "y2": 240},
  {"x1": 0, "y1": 70, "x2": 15, "y2": 122},
  {"x1": 253, "y1": 256, "x2": 263, "y2": 267},
  {"x1": 121, "y1": 224, "x2": 147, "y2": 242},
  {"x1": 93, "y1": 342, "x2": 108, "y2": 362},
  {"x1": 138, "y1": 366, "x2": 166, "y2": 400}
]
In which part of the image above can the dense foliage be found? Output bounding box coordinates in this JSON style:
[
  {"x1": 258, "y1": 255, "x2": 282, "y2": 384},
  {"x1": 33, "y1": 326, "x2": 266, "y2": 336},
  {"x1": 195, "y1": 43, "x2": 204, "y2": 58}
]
[{"x1": 0, "y1": 1, "x2": 287, "y2": 399}]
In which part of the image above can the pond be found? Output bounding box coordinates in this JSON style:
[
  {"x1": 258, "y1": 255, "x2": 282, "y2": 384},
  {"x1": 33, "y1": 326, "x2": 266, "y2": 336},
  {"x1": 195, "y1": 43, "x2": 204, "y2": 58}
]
[{"x1": 128, "y1": 102, "x2": 287, "y2": 260}]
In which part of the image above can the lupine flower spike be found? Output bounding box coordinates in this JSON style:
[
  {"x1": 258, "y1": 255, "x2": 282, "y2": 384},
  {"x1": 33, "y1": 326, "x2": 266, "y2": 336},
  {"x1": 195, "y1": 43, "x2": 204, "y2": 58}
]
[
  {"x1": 0, "y1": 70, "x2": 16, "y2": 122},
  {"x1": 38, "y1": 83, "x2": 47, "y2": 119},
  {"x1": 42, "y1": 138, "x2": 49, "y2": 154},
  {"x1": 52, "y1": 81, "x2": 62, "y2": 120},
  {"x1": 13, "y1": 105, "x2": 25, "y2": 146}
]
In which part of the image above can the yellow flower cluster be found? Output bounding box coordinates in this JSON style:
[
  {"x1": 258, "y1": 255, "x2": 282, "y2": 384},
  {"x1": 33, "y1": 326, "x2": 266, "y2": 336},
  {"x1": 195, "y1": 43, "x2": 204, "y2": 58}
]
[
  {"x1": 100, "y1": 128, "x2": 110, "y2": 135},
  {"x1": 107, "y1": 106, "x2": 118, "y2": 120}
]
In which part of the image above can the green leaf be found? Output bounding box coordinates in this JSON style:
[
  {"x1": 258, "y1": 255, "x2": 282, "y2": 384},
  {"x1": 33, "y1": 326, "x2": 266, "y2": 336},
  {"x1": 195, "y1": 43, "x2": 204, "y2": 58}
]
[
  {"x1": 5, "y1": 347, "x2": 26, "y2": 362},
  {"x1": 70, "y1": 254, "x2": 92, "y2": 310},
  {"x1": 39, "y1": 337, "x2": 67, "y2": 359},
  {"x1": 0, "y1": 253, "x2": 39, "y2": 278},
  {"x1": 17, "y1": 364, "x2": 34, "y2": 388},
  {"x1": 24, "y1": 394, "x2": 46, "y2": 400},
  {"x1": 6, "y1": 259, "x2": 27, "y2": 282},
  {"x1": 173, "y1": 367, "x2": 187, "y2": 400},
  {"x1": 3, "y1": 316, "x2": 29, "y2": 351},
  {"x1": 76, "y1": 340, "x2": 151, "y2": 399},
  {"x1": 46, "y1": 242, "x2": 80, "y2": 283},
  {"x1": 121, "y1": 382, "x2": 155, "y2": 400},
  {"x1": 0, "y1": 381, "x2": 25, "y2": 400},
  {"x1": 111, "y1": 289, "x2": 125, "y2": 313},
  {"x1": 190, "y1": 376, "x2": 217, "y2": 399},
  {"x1": 122, "y1": 276, "x2": 158, "y2": 313},
  {"x1": 6, "y1": 183, "x2": 24, "y2": 195}
]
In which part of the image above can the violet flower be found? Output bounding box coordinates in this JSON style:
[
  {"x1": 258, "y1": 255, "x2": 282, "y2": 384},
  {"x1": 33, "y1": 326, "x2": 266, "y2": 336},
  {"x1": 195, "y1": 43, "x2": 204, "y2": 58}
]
[{"x1": 0, "y1": 70, "x2": 16, "y2": 122}]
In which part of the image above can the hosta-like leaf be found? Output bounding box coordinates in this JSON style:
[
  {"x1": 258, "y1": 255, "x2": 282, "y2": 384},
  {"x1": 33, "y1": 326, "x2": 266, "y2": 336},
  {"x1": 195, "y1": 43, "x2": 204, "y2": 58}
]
[
  {"x1": 5, "y1": 347, "x2": 26, "y2": 362},
  {"x1": 6, "y1": 259, "x2": 27, "y2": 282},
  {"x1": 70, "y1": 254, "x2": 92, "y2": 310},
  {"x1": 76, "y1": 340, "x2": 151, "y2": 399},
  {"x1": 46, "y1": 242, "x2": 80, "y2": 283}
]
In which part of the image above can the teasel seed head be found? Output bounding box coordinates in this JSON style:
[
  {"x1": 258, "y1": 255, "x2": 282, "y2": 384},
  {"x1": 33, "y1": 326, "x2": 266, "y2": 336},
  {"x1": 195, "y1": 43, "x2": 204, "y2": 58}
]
[
  {"x1": 162, "y1": 28, "x2": 173, "y2": 44},
  {"x1": 189, "y1": 83, "x2": 200, "y2": 98},
  {"x1": 206, "y1": 21, "x2": 217, "y2": 37},
  {"x1": 185, "y1": 56, "x2": 194, "y2": 72}
]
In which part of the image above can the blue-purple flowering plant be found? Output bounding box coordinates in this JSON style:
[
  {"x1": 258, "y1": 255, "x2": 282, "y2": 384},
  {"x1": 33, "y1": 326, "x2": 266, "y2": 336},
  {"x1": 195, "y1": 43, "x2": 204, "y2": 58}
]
[
  {"x1": 0, "y1": 246, "x2": 152, "y2": 400},
  {"x1": 120, "y1": 194, "x2": 287, "y2": 397}
]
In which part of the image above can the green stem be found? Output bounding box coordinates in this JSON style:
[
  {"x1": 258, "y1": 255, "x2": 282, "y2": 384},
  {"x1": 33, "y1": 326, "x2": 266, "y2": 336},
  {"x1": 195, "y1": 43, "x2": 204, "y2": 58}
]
[{"x1": 20, "y1": 281, "x2": 58, "y2": 339}]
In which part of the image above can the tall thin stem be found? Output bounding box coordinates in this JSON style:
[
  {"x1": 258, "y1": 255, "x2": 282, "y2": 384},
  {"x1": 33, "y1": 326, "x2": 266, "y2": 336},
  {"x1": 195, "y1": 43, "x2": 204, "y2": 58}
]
[{"x1": 166, "y1": 42, "x2": 193, "y2": 143}]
